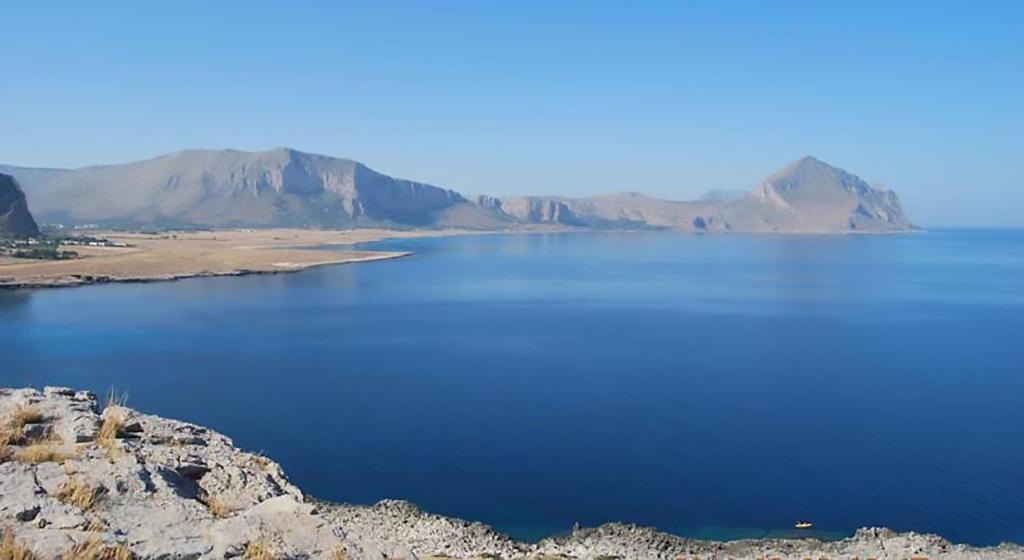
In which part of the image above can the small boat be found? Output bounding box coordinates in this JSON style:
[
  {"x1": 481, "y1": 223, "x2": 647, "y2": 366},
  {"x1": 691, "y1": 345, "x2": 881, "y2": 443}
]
[{"x1": 794, "y1": 521, "x2": 814, "y2": 530}]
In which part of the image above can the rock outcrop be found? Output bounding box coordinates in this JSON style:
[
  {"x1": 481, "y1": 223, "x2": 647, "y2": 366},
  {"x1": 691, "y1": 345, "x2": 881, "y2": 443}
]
[
  {"x1": 1, "y1": 386, "x2": 1017, "y2": 559},
  {"x1": 4, "y1": 151, "x2": 912, "y2": 232},
  {"x1": 0, "y1": 173, "x2": 40, "y2": 237}
]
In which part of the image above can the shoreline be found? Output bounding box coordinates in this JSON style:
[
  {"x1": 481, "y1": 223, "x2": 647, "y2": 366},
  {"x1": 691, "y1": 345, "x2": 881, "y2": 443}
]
[
  {"x1": 0, "y1": 228, "x2": 465, "y2": 290},
  {"x1": 1, "y1": 225, "x2": 925, "y2": 291},
  {"x1": 0, "y1": 251, "x2": 413, "y2": 290},
  {"x1": 1, "y1": 386, "x2": 1019, "y2": 559}
]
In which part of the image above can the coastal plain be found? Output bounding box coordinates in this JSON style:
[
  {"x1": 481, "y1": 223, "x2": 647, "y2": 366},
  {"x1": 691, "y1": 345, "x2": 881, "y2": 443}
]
[{"x1": 0, "y1": 228, "x2": 465, "y2": 288}]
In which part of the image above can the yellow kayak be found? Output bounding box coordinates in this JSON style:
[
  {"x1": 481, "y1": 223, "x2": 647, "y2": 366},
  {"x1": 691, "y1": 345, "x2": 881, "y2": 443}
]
[{"x1": 794, "y1": 521, "x2": 813, "y2": 529}]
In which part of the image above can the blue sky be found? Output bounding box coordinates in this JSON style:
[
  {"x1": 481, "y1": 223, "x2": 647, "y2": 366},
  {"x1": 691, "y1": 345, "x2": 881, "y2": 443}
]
[{"x1": 1, "y1": 1, "x2": 1021, "y2": 226}]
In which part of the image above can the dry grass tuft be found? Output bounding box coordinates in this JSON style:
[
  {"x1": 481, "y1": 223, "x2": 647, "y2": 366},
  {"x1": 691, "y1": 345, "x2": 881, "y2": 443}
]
[
  {"x1": 83, "y1": 517, "x2": 107, "y2": 533},
  {"x1": 54, "y1": 478, "x2": 101, "y2": 511},
  {"x1": 3, "y1": 406, "x2": 68, "y2": 465},
  {"x1": 243, "y1": 540, "x2": 275, "y2": 560},
  {"x1": 106, "y1": 544, "x2": 134, "y2": 560},
  {"x1": 98, "y1": 389, "x2": 130, "y2": 460},
  {"x1": 96, "y1": 415, "x2": 126, "y2": 460},
  {"x1": 13, "y1": 439, "x2": 71, "y2": 464},
  {"x1": 104, "y1": 388, "x2": 129, "y2": 411},
  {"x1": 0, "y1": 527, "x2": 38, "y2": 560},
  {"x1": 10, "y1": 406, "x2": 43, "y2": 429},
  {"x1": 96, "y1": 414, "x2": 123, "y2": 449},
  {"x1": 249, "y1": 453, "x2": 271, "y2": 471},
  {"x1": 64, "y1": 539, "x2": 133, "y2": 560},
  {"x1": 0, "y1": 405, "x2": 42, "y2": 448},
  {"x1": 0, "y1": 427, "x2": 23, "y2": 448},
  {"x1": 201, "y1": 495, "x2": 233, "y2": 518}
]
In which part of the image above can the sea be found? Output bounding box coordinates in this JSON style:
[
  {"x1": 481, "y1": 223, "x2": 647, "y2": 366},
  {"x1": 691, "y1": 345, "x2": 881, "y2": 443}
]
[{"x1": 2, "y1": 229, "x2": 1022, "y2": 545}]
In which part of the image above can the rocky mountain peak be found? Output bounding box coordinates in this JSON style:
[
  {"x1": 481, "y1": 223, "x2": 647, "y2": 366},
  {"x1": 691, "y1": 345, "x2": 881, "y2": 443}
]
[
  {"x1": 765, "y1": 155, "x2": 849, "y2": 189},
  {"x1": 792, "y1": 154, "x2": 827, "y2": 168},
  {"x1": 753, "y1": 156, "x2": 912, "y2": 231}
]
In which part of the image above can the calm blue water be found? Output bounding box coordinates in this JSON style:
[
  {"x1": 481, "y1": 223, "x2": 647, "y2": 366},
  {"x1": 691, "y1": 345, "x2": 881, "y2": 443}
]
[{"x1": 2, "y1": 230, "x2": 1023, "y2": 545}]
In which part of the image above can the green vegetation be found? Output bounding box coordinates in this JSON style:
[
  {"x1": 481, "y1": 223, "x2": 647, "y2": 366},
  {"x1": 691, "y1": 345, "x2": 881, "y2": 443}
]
[
  {"x1": 0, "y1": 232, "x2": 126, "y2": 261},
  {"x1": 0, "y1": 237, "x2": 78, "y2": 260}
]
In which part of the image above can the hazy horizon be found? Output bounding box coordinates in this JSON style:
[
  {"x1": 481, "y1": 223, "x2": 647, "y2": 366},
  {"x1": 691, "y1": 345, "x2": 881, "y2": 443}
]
[{"x1": 2, "y1": 1, "x2": 1020, "y2": 227}]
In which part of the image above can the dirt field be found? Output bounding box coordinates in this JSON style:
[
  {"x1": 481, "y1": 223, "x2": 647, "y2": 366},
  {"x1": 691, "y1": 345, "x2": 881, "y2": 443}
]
[{"x1": 0, "y1": 229, "x2": 459, "y2": 288}]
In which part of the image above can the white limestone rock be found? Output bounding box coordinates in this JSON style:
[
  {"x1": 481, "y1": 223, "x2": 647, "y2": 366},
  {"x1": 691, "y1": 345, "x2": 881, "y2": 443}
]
[{"x1": 1, "y1": 386, "x2": 1018, "y2": 560}]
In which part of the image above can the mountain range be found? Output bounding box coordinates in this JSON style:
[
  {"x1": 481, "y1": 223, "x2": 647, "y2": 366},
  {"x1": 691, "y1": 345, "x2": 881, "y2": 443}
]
[{"x1": 1, "y1": 149, "x2": 913, "y2": 233}]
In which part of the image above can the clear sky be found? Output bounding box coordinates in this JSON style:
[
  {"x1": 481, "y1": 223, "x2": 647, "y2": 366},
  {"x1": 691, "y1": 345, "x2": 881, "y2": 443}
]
[{"x1": 1, "y1": 1, "x2": 1021, "y2": 226}]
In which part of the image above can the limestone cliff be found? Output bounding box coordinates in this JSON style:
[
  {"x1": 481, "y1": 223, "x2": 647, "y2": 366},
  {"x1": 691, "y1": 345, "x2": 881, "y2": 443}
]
[{"x1": 1, "y1": 149, "x2": 487, "y2": 229}]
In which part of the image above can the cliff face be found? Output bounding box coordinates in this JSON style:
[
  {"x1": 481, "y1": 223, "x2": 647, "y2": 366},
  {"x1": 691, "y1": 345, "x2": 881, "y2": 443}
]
[
  {"x1": 0, "y1": 173, "x2": 40, "y2": 237},
  {"x1": 483, "y1": 196, "x2": 585, "y2": 226},
  {"x1": 2, "y1": 149, "x2": 474, "y2": 229},
  {"x1": 0, "y1": 387, "x2": 1016, "y2": 559},
  {"x1": 4, "y1": 151, "x2": 914, "y2": 232}
]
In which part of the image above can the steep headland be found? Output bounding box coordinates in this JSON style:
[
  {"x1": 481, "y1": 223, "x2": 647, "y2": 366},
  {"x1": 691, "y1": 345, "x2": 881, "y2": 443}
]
[
  {"x1": 3, "y1": 151, "x2": 912, "y2": 233},
  {"x1": 0, "y1": 173, "x2": 40, "y2": 237},
  {"x1": 1, "y1": 387, "x2": 1016, "y2": 559}
]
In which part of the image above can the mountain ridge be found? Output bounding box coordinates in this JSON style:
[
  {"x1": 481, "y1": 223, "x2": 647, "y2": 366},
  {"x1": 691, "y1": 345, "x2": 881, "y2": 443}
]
[{"x1": 2, "y1": 149, "x2": 913, "y2": 233}]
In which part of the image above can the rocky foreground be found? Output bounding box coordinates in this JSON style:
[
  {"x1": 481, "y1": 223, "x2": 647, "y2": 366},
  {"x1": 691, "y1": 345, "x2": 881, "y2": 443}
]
[{"x1": 1, "y1": 387, "x2": 1018, "y2": 559}]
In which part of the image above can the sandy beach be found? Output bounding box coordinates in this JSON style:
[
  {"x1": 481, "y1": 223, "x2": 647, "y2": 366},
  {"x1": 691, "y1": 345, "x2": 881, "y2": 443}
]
[{"x1": 0, "y1": 228, "x2": 461, "y2": 289}]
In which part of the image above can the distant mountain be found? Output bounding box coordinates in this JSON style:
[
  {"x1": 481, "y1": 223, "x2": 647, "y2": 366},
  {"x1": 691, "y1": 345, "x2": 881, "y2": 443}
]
[
  {"x1": 700, "y1": 189, "x2": 749, "y2": 203},
  {"x1": 479, "y1": 157, "x2": 913, "y2": 232},
  {"x1": 1, "y1": 149, "x2": 499, "y2": 229},
  {"x1": 0, "y1": 173, "x2": 40, "y2": 237},
  {"x1": 744, "y1": 156, "x2": 913, "y2": 232},
  {"x1": 3, "y1": 150, "x2": 912, "y2": 232}
]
